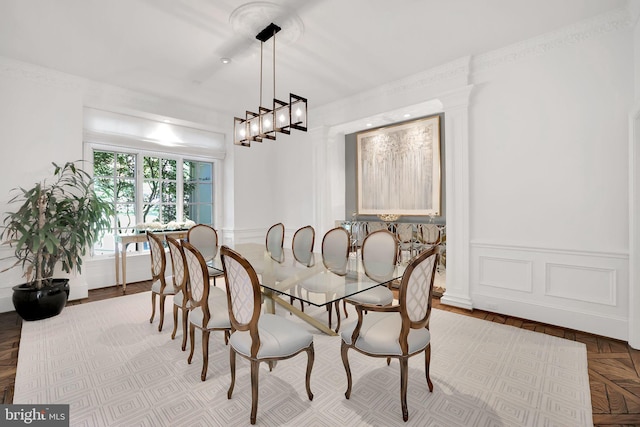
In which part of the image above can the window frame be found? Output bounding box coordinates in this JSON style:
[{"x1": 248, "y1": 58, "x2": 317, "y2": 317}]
[{"x1": 84, "y1": 141, "x2": 222, "y2": 258}]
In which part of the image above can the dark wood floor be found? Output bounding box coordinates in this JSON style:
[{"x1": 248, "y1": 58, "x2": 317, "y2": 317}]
[{"x1": 1, "y1": 281, "x2": 639, "y2": 426}]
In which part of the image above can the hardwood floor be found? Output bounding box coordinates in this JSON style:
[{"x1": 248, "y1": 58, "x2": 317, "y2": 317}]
[{"x1": 1, "y1": 282, "x2": 639, "y2": 426}]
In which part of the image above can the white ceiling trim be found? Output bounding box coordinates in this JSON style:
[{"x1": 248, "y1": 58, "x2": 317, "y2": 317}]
[{"x1": 472, "y1": 6, "x2": 633, "y2": 75}]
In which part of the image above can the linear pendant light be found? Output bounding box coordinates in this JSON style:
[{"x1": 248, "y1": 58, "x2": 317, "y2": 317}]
[{"x1": 233, "y1": 22, "x2": 307, "y2": 147}]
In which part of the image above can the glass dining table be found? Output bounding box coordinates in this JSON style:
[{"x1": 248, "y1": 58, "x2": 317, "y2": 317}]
[{"x1": 209, "y1": 243, "x2": 405, "y2": 336}]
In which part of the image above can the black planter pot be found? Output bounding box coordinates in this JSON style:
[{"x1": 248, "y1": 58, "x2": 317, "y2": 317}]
[{"x1": 12, "y1": 279, "x2": 70, "y2": 321}]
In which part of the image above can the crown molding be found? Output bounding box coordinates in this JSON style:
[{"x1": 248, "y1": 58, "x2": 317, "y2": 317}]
[
  {"x1": 313, "y1": 56, "x2": 470, "y2": 127},
  {"x1": 472, "y1": 7, "x2": 633, "y2": 75},
  {"x1": 0, "y1": 55, "x2": 85, "y2": 91},
  {"x1": 0, "y1": 55, "x2": 229, "y2": 132}
]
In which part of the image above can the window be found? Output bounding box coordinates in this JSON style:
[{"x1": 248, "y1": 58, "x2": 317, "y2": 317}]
[
  {"x1": 183, "y1": 160, "x2": 213, "y2": 224},
  {"x1": 92, "y1": 149, "x2": 215, "y2": 255}
]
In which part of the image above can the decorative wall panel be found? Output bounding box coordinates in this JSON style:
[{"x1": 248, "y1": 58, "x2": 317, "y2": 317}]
[
  {"x1": 478, "y1": 256, "x2": 532, "y2": 292},
  {"x1": 545, "y1": 263, "x2": 616, "y2": 306}
]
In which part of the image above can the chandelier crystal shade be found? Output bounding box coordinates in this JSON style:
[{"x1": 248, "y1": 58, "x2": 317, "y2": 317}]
[{"x1": 233, "y1": 23, "x2": 307, "y2": 147}]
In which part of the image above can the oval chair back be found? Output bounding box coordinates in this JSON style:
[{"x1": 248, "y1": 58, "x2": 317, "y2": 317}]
[
  {"x1": 187, "y1": 224, "x2": 219, "y2": 262},
  {"x1": 361, "y1": 229, "x2": 398, "y2": 282},
  {"x1": 399, "y1": 245, "x2": 439, "y2": 330},
  {"x1": 321, "y1": 227, "x2": 350, "y2": 275},
  {"x1": 147, "y1": 231, "x2": 169, "y2": 292},
  {"x1": 166, "y1": 236, "x2": 188, "y2": 301},
  {"x1": 292, "y1": 225, "x2": 315, "y2": 266},
  {"x1": 265, "y1": 222, "x2": 285, "y2": 262},
  {"x1": 182, "y1": 241, "x2": 211, "y2": 325},
  {"x1": 220, "y1": 246, "x2": 263, "y2": 334}
]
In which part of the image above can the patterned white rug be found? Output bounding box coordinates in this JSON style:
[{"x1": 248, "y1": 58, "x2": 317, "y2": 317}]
[{"x1": 14, "y1": 292, "x2": 592, "y2": 426}]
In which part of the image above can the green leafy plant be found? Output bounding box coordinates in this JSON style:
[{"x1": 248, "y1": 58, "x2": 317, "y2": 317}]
[{"x1": 1, "y1": 161, "x2": 113, "y2": 289}]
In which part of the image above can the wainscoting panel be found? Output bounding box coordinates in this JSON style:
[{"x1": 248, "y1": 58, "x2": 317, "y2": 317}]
[
  {"x1": 545, "y1": 263, "x2": 616, "y2": 306},
  {"x1": 478, "y1": 256, "x2": 532, "y2": 292},
  {"x1": 469, "y1": 241, "x2": 629, "y2": 340}
]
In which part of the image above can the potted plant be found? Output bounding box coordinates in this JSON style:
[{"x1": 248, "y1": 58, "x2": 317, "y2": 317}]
[{"x1": 1, "y1": 161, "x2": 112, "y2": 320}]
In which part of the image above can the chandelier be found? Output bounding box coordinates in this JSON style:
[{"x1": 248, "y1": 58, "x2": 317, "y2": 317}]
[{"x1": 233, "y1": 23, "x2": 307, "y2": 146}]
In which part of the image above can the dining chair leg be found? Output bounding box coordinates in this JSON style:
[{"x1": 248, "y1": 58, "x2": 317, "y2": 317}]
[
  {"x1": 171, "y1": 305, "x2": 179, "y2": 339},
  {"x1": 400, "y1": 356, "x2": 409, "y2": 422},
  {"x1": 333, "y1": 300, "x2": 341, "y2": 333},
  {"x1": 341, "y1": 341, "x2": 352, "y2": 399},
  {"x1": 386, "y1": 357, "x2": 391, "y2": 366},
  {"x1": 250, "y1": 360, "x2": 260, "y2": 425},
  {"x1": 227, "y1": 348, "x2": 236, "y2": 399},
  {"x1": 180, "y1": 308, "x2": 189, "y2": 351},
  {"x1": 158, "y1": 295, "x2": 166, "y2": 332},
  {"x1": 343, "y1": 300, "x2": 348, "y2": 318},
  {"x1": 305, "y1": 344, "x2": 315, "y2": 401},
  {"x1": 201, "y1": 330, "x2": 210, "y2": 381},
  {"x1": 150, "y1": 292, "x2": 157, "y2": 323},
  {"x1": 188, "y1": 324, "x2": 196, "y2": 364},
  {"x1": 425, "y1": 345, "x2": 433, "y2": 392}
]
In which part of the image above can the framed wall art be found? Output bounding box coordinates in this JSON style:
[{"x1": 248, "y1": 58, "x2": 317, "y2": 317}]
[{"x1": 356, "y1": 115, "x2": 441, "y2": 216}]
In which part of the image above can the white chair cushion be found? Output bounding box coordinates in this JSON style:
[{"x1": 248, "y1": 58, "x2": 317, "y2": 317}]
[
  {"x1": 189, "y1": 295, "x2": 231, "y2": 329},
  {"x1": 229, "y1": 313, "x2": 313, "y2": 359},
  {"x1": 173, "y1": 290, "x2": 187, "y2": 307},
  {"x1": 207, "y1": 266, "x2": 225, "y2": 278},
  {"x1": 341, "y1": 311, "x2": 431, "y2": 356},
  {"x1": 346, "y1": 286, "x2": 393, "y2": 306},
  {"x1": 151, "y1": 277, "x2": 176, "y2": 295}
]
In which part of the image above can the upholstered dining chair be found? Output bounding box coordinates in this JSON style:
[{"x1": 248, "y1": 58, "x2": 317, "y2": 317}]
[
  {"x1": 187, "y1": 223, "x2": 224, "y2": 286},
  {"x1": 396, "y1": 223, "x2": 415, "y2": 263},
  {"x1": 147, "y1": 231, "x2": 177, "y2": 332},
  {"x1": 412, "y1": 224, "x2": 440, "y2": 256},
  {"x1": 322, "y1": 227, "x2": 350, "y2": 330},
  {"x1": 182, "y1": 241, "x2": 230, "y2": 381},
  {"x1": 292, "y1": 225, "x2": 315, "y2": 266},
  {"x1": 221, "y1": 245, "x2": 315, "y2": 425},
  {"x1": 340, "y1": 245, "x2": 439, "y2": 422},
  {"x1": 342, "y1": 229, "x2": 398, "y2": 318},
  {"x1": 265, "y1": 222, "x2": 285, "y2": 262},
  {"x1": 166, "y1": 236, "x2": 190, "y2": 351},
  {"x1": 290, "y1": 225, "x2": 315, "y2": 309}
]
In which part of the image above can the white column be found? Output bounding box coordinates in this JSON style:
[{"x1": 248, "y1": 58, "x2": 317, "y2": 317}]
[{"x1": 439, "y1": 85, "x2": 474, "y2": 310}]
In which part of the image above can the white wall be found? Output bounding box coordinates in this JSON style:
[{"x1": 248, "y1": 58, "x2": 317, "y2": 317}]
[
  {"x1": 0, "y1": 66, "x2": 85, "y2": 309},
  {"x1": 0, "y1": 57, "x2": 230, "y2": 311},
  {"x1": 469, "y1": 25, "x2": 633, "y2": 340},
  {"x1": 270, "y1": 9, "x2": 636, "y2": 340}
]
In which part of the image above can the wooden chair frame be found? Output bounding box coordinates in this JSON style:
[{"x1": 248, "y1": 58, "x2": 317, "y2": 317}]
[
  {"x1": 265, "y1": 222, "x2": 285, "y2": 262},
  {"x1": 221, "y1": 245, "x2": 314, "y2": 425},
  {"x1": 182, "y1": 240, "x2": 230, "y2": 381},
  {"x1": 322, "y1": 227, "x2": 350, "y2": 331},
  {"x1": 343, "y1": 229, "x2": 398, "y2": 318},
  {"x1": 166, "y1": 236, "x2": 190, "y2": 351},
  {"x1": 341, "y1": 246, "x2": 439, "y2": 421},
  {"x1": 292, "y1": 225, "x2": 315, "y2": 266},
  {"x1": 187, "y1": 223, "x2": 224, "y2": 286},
  {"x1": 147, "y1": 231, "x2": 175, "y2": 332}
]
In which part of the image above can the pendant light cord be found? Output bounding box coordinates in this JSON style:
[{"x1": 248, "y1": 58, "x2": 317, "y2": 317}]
[{"x1": 259, "y1": 41, "x2": 263, "y2": 107}]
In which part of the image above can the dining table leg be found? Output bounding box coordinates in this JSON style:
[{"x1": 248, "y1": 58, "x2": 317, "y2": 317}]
[{"x1": 269, "y1": 293, "x2": 338, "y2": 336}]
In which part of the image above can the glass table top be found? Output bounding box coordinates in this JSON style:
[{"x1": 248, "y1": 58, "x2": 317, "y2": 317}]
[{"x1": 210, "y1": 243, "x2": 405, "y2": 307}]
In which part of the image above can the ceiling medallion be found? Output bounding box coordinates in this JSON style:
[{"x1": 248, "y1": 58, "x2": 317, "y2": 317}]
[{"x1": 229, "y1": 2, "x2": 304, "y2": 45}]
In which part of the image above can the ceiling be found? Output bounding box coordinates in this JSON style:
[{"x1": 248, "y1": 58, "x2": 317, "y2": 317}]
[{"x1": 0, "y1": 0, "x2": 628, "y2": 119}]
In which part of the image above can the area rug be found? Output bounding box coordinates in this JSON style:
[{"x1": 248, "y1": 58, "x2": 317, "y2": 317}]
[{"x1": 14, "y1": 292, "x2": 592, "y2": 426}]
